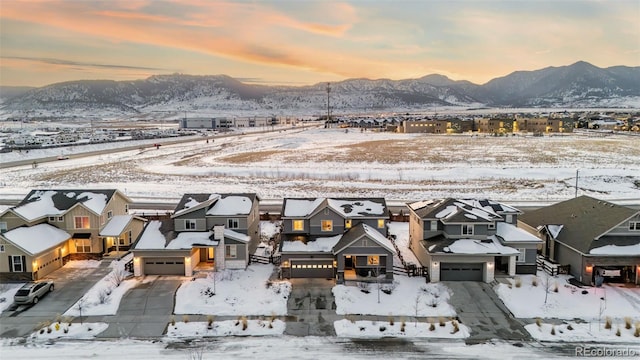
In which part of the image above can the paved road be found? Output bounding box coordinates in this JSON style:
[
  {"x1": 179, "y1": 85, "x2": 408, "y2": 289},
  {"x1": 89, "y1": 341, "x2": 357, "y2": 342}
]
[
  {"x1": 95, "y1": 277, "x2": 182, "y2": 338},
  {"x1": 0, "y1": 263, "x2": 111, "y2": 337},
  {"x1": 443, "y1": 281, "x2": 531, "y2": 344}
]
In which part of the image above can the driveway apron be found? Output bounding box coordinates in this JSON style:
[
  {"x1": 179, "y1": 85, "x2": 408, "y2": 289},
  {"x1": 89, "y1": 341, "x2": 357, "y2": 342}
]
[
  {"x1": 96, "y1": 277, "x2": 182, "y2": 339},
  {"x1": 285, "y1": 278, "x2": 340, "y2": 336},
  {"x1": 443, "y1": 281, "x2": 531, "y2": 343}
]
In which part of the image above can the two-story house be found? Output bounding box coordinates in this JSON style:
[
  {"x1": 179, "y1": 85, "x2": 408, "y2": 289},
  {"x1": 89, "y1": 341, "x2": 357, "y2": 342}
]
[
  {"x1": 519, "y1": 195, "x2": 640, "y2": 286},
  {"x1": 0, "y1": 189, "x2": 143, "y2": 281},
  {"x1": 407, "y1": 198, "x2": 542, "y2": 283},
  {"x1": 131, "y1": 193, "x2": 260, "y2": 276},
  {"x1": 279, "y1": 198, "x2": 393, "y2": 283}
]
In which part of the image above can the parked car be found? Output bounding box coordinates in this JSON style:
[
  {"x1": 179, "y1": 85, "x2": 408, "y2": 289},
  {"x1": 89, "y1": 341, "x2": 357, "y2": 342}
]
[
  {"x1": 14, "y1": 280, "x2": 54, "y2": 305},
  {"x1": 57, "y1": 155, "x2": 69, "y2": 160}
]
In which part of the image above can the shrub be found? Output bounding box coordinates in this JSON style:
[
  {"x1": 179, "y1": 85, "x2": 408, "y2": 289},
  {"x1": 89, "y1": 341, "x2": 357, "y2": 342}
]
[
  {"x1": 170, "y1": 316, "x2": 175, "y2": 326},
  {"x1": 63, "y1": 327, "x2": 69, "y2": 334},
  {"x1": 400, "y1": 321, "x2": 405, "y2": 332},
  {"x1": 207, "y1": 315, "x2": 215, "y2": 328},
  {"x1": 388, "y1": 316, "x2": 394, "y2": 326},
  {"x1": 553, "y1": 283, "x2": 559, "y2": 293},
  {"x1": 182, "y1": 315, "x2": 189, "y2": 324},
  {"x1": 605, "y1": 317, "x2": 611, "y2": 330},
  {"x1": 514, "y1": 277, "x2": 522, "y2": 288},
  {"x1": 427, "y1": 298, "x2": 439, "y2": 308},
  {"x1": 241, "y1": 316, "x2": 248, "y2": 331},
  {"x1": 46, "y1": 327, "x2": 52, "y2": 334},
  {"x1": 97, "y1": 289, "x2": 110, "y2": 304},
  {"x1": 451, "y1": 320, "x2": 460, "y2": 334},
  {"x1": 438, "y1": 316, "x2": 445, "y2": 327},
  {"x1": 535, "y1": 318, "x2": 542, "y2": 327},
  {"x1": 635, "y1": 322, "x2": 640, "y2": 337},
  {"x1": 550, "y1": 326, "x2": 555, "y2": 335},
  {"x1": 531, "y1": 277, "x2": 538, "y2": 287},
  {"x1": 381, "y1": 282, "x2": 397, "y2": 295},
  {"x1": 379, "y1": 326, "x2": 386, "y2": 332},
  {"x1": 357, "y1": 282, "x2": 371, "y2": 294},
  {"x1": 625, "y1": 317, "x2": 632, "y2": 330},
  {"x1": 108, "y1": 268, "x2": 127, "y2": 287},
  {"x1": 567, "y1": 324, "x2": 574, "y2": 331},
  {"x1": 429, "y1": 323, "x2": 435, "y2": 331},
  {"x1": 616, "y1": 328, "x2": 621, "y2": 337}
]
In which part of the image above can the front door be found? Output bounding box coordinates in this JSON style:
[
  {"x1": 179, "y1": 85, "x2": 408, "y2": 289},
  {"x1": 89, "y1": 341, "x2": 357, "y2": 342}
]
[
  {"x1": 344, "y1": 256, "x2": 353, "y2": 270},
  {"x1": 207, "y1": 248, "x2": 215, "y2": 262}
]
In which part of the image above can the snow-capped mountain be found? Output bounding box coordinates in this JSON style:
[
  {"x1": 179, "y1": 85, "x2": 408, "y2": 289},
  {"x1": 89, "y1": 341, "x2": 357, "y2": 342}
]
[{"x1": 1, "y1": 61, "x2": 638, "y2": 119}]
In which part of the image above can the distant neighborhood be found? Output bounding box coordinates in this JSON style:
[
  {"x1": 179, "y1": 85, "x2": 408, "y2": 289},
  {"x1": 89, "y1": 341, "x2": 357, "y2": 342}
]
[{"x1": 1, "y1": 189, "x2": 638, "y2": 288}]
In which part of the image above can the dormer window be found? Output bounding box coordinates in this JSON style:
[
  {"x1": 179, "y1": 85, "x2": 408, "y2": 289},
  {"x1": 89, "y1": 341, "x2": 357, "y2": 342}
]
[{"x1": 630, "y1": 221, "x2": 640, "y2": 231}]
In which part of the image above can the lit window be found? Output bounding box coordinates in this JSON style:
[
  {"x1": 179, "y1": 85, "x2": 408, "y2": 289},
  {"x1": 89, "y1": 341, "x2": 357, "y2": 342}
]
[
  {"x1": 225, "y1": 245, "x2": 237, "y2": 259},
  {"x1": 345, "y1": 219, "x2": 352, "y2": 229},
  {"x1": 227, "y1": 218, "x2": 240, "y2": 229},
  {"x1": 367, "y1": 256, "x2": 379, "y2": 265},
  {"x1": 293, "y1": 220, "x2": 304, "y2": 231},
  {"x1": 378, "y1": 219, "x2": 385, "y2": 228},
  {"x1": 321, "y1": 220, "x2": 333, "y2": 231},
  {"x1": 75, "y1": 239, "x2": 91, "y2": 253},
  {"x1": 462, "y1": 224, "x2": 474, "y2": 235},
  {"x1": 74, "y1": 216, "x2": 90, "y2": 229},
  {"x1": 629, "y1": 222, "x2": 640, "y2": 231},
  {"x1": 516, "y1": 248, "x2": 526, "y2": 263}
]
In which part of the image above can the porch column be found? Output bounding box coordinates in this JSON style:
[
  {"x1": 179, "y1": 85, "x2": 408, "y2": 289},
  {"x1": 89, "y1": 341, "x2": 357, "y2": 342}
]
[
  {"x1": 484, "y1": 261, "x2": 495, "y2": 283},
  {"x1": 508, "y1": 256, "x2": 516, "y2": 276},
  {"x1": 133, "y1": 257, "x2": 141, "y2": 276},
  {"x1": 429, "y1": 260, "x2": 440, "y2": 282}
]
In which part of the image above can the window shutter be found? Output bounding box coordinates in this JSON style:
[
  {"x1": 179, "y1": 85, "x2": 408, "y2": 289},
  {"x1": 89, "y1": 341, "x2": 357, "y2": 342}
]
[
  {"x1": 22, "y1": 256, "x2": 26, "y2": 272},
  {"x1": 8, "y1": 256, "x2": 13, "y2": 272}
]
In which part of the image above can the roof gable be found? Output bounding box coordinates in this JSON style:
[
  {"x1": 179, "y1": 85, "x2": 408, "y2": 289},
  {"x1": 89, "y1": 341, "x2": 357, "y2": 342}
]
[
  {"x1": 408, "y1": 198, "x2": 502, "y2": 223},
  {"x1": 332, "y1": 223, "x2": 394, "y2": 254}
]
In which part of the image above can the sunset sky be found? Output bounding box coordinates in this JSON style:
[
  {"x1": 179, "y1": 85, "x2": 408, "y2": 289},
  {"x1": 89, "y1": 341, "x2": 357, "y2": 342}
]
[{"x1": 1, "y1": 0, "x2": 638, "y2": 88}]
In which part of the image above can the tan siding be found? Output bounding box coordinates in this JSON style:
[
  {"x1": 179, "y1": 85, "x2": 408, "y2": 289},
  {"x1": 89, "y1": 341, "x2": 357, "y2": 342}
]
[{"x1": 0, "y1": 212, "x2": 31, "y2": 231}]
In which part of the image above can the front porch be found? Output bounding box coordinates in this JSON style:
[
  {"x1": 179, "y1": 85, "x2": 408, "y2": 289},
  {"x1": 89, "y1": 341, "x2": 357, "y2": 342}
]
[{"x1": 342, "y1": 269, "x2": 391, "y2": 283}]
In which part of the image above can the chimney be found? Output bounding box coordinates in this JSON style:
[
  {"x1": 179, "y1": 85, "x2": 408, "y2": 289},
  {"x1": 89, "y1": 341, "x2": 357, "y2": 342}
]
[{"x1": 214, "y1": 225, "x2": 224, "y2": 241}]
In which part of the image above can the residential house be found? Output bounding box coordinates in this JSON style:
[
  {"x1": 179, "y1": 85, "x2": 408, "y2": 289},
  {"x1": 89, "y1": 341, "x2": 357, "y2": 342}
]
[
  {"x1": 279, "y1": 197, "x2": 392, "y2": 283},
  {"x1": 519, "y1": 196, "x2": 640, "y2": 285},
  {"x1": 407, "y1": 198, "x2": 541, "y2": 283},
  {"x1": 131, "y1": 193, "x2": 260, "y2": 276},
  {"x1": 0, "y1": 189, "x2": 142, "y2": 281}
]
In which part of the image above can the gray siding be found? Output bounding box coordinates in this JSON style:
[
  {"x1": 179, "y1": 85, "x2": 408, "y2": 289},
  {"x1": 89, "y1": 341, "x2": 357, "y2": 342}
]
[
  {"x1": 207, "y1": 215, "x2": 249, "y2": 233},
  {"x1": 555, "y1": 242, "x2": 585, "y2": 282},
  {"x1": 604, "y1": 213, "x2": 640, "y2": 236},
  {"x1": 354, "y1": 218, "x2": 388, "y2": 237},
  {"x1": 282, "y1": 218, "x2": 310, "y2": 234},
  {"x1": 443, "y1": 224, "x2": 489, "y2": 238},
  {"x1": 174, "y1": 208, "x2": 208, "y2": 231},
  {"x1": 309, "y1": 209, "x2": 344, "y2": 236},
  {"x1": 225, "y1": 243, "x2": 247, "y2": 261}
]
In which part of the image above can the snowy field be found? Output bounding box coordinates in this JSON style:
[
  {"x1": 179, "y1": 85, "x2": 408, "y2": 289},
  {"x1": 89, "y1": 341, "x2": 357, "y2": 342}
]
[{"x1": 1, "y1": 127, "x2": 639, "y2": 202}]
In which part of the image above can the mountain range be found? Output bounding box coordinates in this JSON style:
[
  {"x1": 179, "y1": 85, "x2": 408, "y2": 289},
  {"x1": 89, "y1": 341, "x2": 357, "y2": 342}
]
[{"x1": 1, "y1": 61, "x2": 638, "y2": 119}]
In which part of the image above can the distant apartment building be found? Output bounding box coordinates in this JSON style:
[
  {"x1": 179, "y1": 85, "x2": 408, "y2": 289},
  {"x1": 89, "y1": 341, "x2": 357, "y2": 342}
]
[
  {"x1": 474, "y1": 118, "x2": 514, "y2": 134},
  {"x1": 401, "y1": 119, "x2": 473, "y2": 134},
  {"x1": 515, "y1": 118, "x2": 574, "y2": 133},
  {"x1": 180, "y1": 117, "x2": 277, "y2": 129}
]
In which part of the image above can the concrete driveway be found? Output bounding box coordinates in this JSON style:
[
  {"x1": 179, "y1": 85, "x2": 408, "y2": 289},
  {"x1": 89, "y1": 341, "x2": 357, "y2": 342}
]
[
  {"x1": 96, "y1": 276, "x2": 182, "y2": 339},
  {"x1": 0, "y1": 263, "x2": 111, "y2": 337},
  {"x1": 285, "y1": 278, "x2": 340, "y2": 336},
  {"x1": 443, "y1": 281, "x2": 531, "y2": 344}
]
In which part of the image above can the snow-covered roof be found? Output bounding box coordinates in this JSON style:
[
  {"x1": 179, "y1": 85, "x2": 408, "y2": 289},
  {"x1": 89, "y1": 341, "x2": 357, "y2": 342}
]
[
  {"x1": 496, "y1": 222, "x2": 542, "y2": 243},
  {"x1": 207, "y1": 195, "x2": 253, "y2": 216},
  {"x1": 332, "y1": 223, "x2": 395, "y2": 254},
  {"x1": 12, "y1": 189, "x2": 115, "y2": 221},
  {"x1": 134, "y1": 221, "x2": 166, "y2": 250},
  {"x1": 134, "y1": 221, "x2": 247, "y2": 250},
  {"x1": 2, "y1": 224, "x2": 71, "y2": 255},
  {"x1": 281, "y1": 234, "x2": 342, "y2": 252},
  {"x1": 438, "y1": 237, "x2": 519, "y2": 255},
  {"x1": 410, "y1": 198, "x2": 502, "y2": 223},
  {"x1": 546, "y1": 225, "x2": 564, "y2": 239},
  {"x1": 172, "y1": 194, "x2": 219, "y2": 217},
  {"x1": 166, "y1": 231, "x2": 218, "y2": 250},
  {"x1": 283, "y1": 198, "x2": 324, "y2": 217},
  {"x1": 460, "y1": 199, "x2": 522, "y2": 215},
  {"x1": 223, "y1": 228, "x2": 250, "y2": 243},
  {"x1": 99, "y1": 215, "x2": 137, "y2": 236},
  {"x1": 361, "y1": 224, "x2": 395, "y2": 252},
  {"x1": 590, "y1": 243, "x2": 640, "y2": 255}
]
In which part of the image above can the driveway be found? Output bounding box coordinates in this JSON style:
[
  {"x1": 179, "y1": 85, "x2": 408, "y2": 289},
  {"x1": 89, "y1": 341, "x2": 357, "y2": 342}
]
[
  {"x1": 285, "y1": 278, "x2": 340, "y2": 336},
  {"x1": 443, "y1": 281, "x2": 531, "y2": 344},
  {"x1": 95, "y1": 276, "x2": 182, "y2": 338},
  {"x1": 0, "y1": 263, "x2": 111, "y2": 337}
]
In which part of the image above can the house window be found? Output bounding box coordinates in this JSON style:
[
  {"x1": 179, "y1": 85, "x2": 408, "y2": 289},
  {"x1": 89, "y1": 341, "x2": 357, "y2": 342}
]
[
  {"x1": 227, "y1": 218, "x2": 240, "y2": 229},
  {"x1": 488, "y1": 223, "x2": 496, "y2": 230},
  {"x1": 378, "y1": 219, "x2": 385, "y2": 228},
  {"x1": 345, "y1": 219, "x2": 352, "y2": 229},
  {"x1": 57, "y1": 216, "x2": 64, "y2": 222},
  {"x1": 225, "y1": 245, "x2": 237, "y2": 259},
  {"x1": 119, "y1": 237, "x2": 126, "y2": 246},
  {"x1": 0, "y1": 222, "x2": 7, "y2": 234},
  {"x1": 125, "y1": 204, "x2": 129, "y2": 213},
  {"x1": 49, "y1": 216, "x2": 56, "y2": 222},
  {"x1": 11, "y1": 255, "x2": 23, "y2": 272},
  {"x1": 321, "y1": 220, "x2": 333, "y2": 231},
  {"x1": 462, "y1": 224, "x2": 474, "y2": 235},
  {"x1": 107, "y1": 211, "x2": 113, "y2": 219},
  {"x1": 74, "y1": 216, "x2": 90, "y2": 229},
  {"x1": 185, "y1": 219, "x2": 197, "y2": 230},
  {"x1": 76, "y1": 239, "x2": 91, "y2": 253},
  {"x1": 367, "y1": 256, "x2": 379, "y2": 265},
  {"x1": 0, "y1": 244, "x2": 4, "y2": 252},
  {"x1": 629, "y1": 221, "x2": 640, "y2": 231},
  {"x1": 506, "y1": 214, "x2": 513, "y2": 223},
  {"x1": 430, "y1": 220, "x2": 437, "y2": 231},
  {"x1": 293, "y1": 220, "x2": 304, "y2": 231},
  {"x1": 516, "y1": 248, "x2": 526, "y2": 263},
  {"x1": 127, "y1": 230, "x2": 132, "y2": 243}
]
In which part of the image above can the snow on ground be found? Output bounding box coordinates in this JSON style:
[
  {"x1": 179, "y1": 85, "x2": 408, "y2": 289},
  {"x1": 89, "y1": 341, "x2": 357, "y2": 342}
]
[
  {"x1": 334, "y1": 319, "x2": 470, "y2": 339},
  {"x1": 526, "y1": 322, "x2": 640, "y2": 343},
  {"x1": 495, "y1": 273, "x2": 640, "y2": 321},
  {"x1": 28, "y1": 322, "x2": 108, "y2": 340},
  {"x1": 63, "y1": 260, "x2": 102, "y2": 268},
  {"x1": 64, "y1": 254, "x2": 138, "y2": 316},
  {"x1": 0, "y1": 283, "x2": 24, "y2": 312},
  {"x1": 333, "y1": 276, "x2": 456, "y2": 317},
  {"x1": 165, "y1": 319, "x2": 286, "y2": 338},
  {"x1": 1, "y1": 127, "x2": 638, "y2": 201},
  {"x1": 260, "y1": 220, "x2": 281, "y2": 240},
  {"x1": 174, "y1": 264, "x2": 291, "y2": 315},
  {"x1": 387, "y1": 222, "x2": 420, "y2": 266}
]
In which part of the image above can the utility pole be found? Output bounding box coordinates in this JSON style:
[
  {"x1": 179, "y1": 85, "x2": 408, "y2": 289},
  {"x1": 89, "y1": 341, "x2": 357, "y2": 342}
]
[
  {"x1": 326, "y1": 82, "x2": 331, "y2": 127},
  {"x1": 575, "y1": 169, "x2": 579, "y2": 198}
]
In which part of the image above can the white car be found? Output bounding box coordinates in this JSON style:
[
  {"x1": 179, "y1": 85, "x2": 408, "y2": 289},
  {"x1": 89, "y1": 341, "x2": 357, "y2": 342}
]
[
  {"x1": 14, "y1": 281, "x2": 54, "y2": 305},
  {"x1": 57, "y1": 155, "x2": 70, "y2": 160}
]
